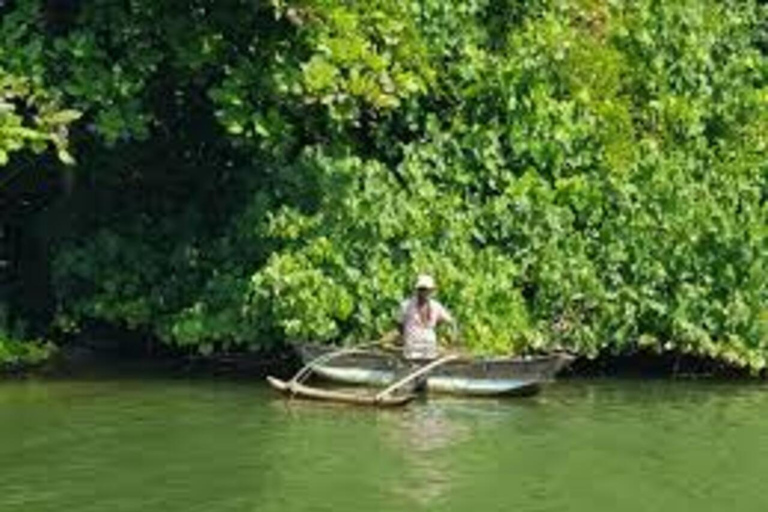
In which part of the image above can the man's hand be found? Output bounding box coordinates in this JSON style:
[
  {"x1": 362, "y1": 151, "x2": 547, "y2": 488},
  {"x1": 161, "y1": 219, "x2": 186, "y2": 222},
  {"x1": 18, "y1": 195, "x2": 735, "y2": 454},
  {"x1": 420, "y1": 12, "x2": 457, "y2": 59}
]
[
  {"x1": 378, "y1": 329, "x2": 400, "y2": 350},
  {"x1": 439, "y1": 322, "x2": 460, "y2": 347},
  {"x1": 448, "y1": 321, "x2": 460, "y2": 344}
]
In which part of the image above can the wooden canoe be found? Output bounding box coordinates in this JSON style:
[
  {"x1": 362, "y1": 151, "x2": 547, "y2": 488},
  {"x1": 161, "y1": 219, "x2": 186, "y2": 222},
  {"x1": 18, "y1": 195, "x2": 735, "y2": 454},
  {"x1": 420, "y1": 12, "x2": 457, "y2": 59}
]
[
  {"x1": 296, "y1": 345, "x2": 574, "y2": 397},
  {"x1": 266, "y1": 376, "x2": 415, "y2": 407}
]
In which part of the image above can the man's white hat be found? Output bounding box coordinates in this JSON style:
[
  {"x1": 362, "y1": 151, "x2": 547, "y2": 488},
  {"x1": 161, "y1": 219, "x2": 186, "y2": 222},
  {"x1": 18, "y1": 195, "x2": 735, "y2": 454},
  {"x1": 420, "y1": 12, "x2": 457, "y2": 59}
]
[{"x1": 415, "y1": 274, "x2": 436, "y2": 290}]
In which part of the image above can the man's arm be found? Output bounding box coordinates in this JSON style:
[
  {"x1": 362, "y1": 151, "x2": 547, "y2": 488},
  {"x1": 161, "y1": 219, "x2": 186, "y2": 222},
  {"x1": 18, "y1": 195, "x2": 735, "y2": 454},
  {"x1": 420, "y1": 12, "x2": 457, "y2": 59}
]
[
  {"x1": 436, "y1": 302, "x2": 459, "y2": 343},
  {"x1": 383, "y1": 300, "x2": 408, "y2": 349}
]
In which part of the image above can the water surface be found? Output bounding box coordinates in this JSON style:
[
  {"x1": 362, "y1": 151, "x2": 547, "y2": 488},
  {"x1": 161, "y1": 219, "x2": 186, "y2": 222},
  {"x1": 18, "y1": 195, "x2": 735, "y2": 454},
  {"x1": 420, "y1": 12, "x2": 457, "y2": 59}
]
[{"x1": 2, "y1": 377, "x2": 767, "y2": 511}]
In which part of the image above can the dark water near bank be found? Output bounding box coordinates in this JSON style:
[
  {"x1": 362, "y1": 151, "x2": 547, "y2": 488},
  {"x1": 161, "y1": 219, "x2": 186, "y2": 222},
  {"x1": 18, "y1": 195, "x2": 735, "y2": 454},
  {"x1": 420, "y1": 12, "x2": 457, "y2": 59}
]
[{"x1": 2, "y1": 378, "x2": 768, "y2": 511}]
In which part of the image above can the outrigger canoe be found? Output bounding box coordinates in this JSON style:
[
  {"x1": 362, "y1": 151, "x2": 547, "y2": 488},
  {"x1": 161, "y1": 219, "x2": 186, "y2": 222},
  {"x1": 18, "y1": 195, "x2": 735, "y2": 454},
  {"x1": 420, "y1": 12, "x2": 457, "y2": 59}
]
[{"x1": 288, "y1": 345, "x2": 574, "y2": 398}]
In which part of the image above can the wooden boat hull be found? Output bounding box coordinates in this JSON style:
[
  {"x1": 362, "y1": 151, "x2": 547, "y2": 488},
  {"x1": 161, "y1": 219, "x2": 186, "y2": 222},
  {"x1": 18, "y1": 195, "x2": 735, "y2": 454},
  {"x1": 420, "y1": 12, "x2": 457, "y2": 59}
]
[{"x1": 298, "y1": 346, "x2": 574, "y2": 397}]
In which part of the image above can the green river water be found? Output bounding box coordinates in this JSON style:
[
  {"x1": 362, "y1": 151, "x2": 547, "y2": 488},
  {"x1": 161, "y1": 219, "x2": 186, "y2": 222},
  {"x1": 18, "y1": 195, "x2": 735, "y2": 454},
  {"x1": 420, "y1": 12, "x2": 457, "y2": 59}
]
[{"x1": 2, "y1": 377, "x2": 767, "y2": 512}]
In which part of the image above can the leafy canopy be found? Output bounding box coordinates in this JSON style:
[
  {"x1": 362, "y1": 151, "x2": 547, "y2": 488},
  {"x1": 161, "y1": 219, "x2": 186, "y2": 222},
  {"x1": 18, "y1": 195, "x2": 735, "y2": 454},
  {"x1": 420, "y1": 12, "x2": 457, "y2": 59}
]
[{"x1": 2, "y1": 0, "x2": 767, "y2": 368}]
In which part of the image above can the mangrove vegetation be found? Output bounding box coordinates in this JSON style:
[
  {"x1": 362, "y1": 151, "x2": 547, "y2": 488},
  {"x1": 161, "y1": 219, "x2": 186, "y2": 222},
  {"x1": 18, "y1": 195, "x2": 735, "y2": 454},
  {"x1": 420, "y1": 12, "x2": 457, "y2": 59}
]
[{"x1": 1, "y1": 0, "x2": 767, "y2": 370}]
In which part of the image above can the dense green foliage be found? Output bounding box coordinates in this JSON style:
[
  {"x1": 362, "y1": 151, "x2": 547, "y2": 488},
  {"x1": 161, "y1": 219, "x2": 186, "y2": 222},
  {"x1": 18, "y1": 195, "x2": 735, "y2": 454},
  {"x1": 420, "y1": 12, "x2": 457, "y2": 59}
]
[
  {"x1": 1, "y1": 0, "x2": 767, "y2": 368},
  {"x1": 0, "y1": 337, "x2": 55, "y2": 369},
  {"x1": 0, "y1": 306, "x2": 55, "y2": 368},
  {"x1": 0, "y1": 69, "x2": 79, "y2": 165}
]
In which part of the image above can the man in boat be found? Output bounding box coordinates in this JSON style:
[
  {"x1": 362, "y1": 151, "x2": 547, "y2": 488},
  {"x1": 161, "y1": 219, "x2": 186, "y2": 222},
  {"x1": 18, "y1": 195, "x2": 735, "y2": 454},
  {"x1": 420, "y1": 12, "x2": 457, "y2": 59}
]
[{"x1": 397, "y1": 274, "x2": 457, "y2": 360}]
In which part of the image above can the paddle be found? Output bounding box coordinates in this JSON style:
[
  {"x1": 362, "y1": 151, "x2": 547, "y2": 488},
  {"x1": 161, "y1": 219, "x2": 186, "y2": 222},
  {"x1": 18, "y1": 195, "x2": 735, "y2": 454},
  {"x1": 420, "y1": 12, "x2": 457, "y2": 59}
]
[{"x1": 374, "y1": 353, "x2": 459, "y2": 402}]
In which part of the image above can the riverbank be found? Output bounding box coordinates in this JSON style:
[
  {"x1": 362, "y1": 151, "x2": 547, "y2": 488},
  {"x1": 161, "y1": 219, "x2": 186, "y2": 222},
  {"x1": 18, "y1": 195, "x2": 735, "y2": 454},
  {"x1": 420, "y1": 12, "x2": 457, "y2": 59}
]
[
  {"x1": 3, "y1": 336, "x2": 765, "y2": 382},
  {"x1": 2, "y1": 344, "x2": 300, "y2": 381},
  {"x1": 568, "y1": 351, "x2": 765, "y2": 380}
]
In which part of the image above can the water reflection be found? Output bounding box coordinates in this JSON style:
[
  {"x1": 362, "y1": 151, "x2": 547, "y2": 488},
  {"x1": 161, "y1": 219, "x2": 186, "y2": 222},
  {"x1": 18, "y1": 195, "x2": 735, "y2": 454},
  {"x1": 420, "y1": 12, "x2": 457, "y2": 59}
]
[
  {"x1": 269, "y1": 394, "x2": 479, "y2": 507},
  {"x1": 389, "y1": 404, "x2": 462, "y2": 505},
  {"x1": 377, "y1": 398, "x2": 510, "y2": 508}
]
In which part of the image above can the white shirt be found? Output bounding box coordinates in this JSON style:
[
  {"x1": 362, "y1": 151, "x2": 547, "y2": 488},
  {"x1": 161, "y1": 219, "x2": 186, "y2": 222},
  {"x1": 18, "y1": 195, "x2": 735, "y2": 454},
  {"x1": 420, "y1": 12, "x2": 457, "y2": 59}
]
[{"x1": 398, "y1": 297, "x2": 453, "y2": 360}]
